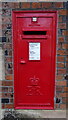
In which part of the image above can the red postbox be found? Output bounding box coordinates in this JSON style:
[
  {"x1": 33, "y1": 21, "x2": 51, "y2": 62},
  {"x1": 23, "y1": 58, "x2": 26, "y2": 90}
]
[{"x1": 12, "y1": 11, "x2": 57, "y2": 109}]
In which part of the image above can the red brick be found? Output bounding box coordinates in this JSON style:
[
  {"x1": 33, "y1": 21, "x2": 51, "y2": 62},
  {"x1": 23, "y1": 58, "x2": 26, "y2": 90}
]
[
  {"x1": 55, "y1": 104, "x2": 60, "y2": 109},
  {"x1": 5, "y1": 75, "x2": 13, "y2": 80},
  {"x1": 2, "y1": 93, "x2": 9, "y2": 98},
  {"x1": 62, "y1": 98, "x2": 66, "y2": 103},
  {"x1": 58, "y1": 37, "x2": 64, "y2": 42},
  {"x1": 66, "y1": 56, "x2": 68, "y2": 62},
  {"x1": 5, "y1": 57, "x2": 12, "y2": 62},
  {"x1": 42, "y1": 2, "x2": 52, "y2": 8},
  {"x1": 56, "y1": 86, "x2": 63, "y2": 92},
  {"x1": 62, "y1": 43, "x2": 68, "y2": 49},
  {"x1": 57, "y1": 63, "x2": 65, "y2": 68},
  {"x1": 21, "y1": 3, "x2": 30, "y2": 8},
  {"x1": 32, "y1": 3, "x2": 41, "y2": 8},
  {"x1": 2, "y1": 81, "x2": 13, "y2": 86},
  {"x1": 3, "y1": 43, "x2": 12, "y2": 49},
  {"x1": 66, "y1": 63, "x2": 68, "y2": 67},
  {"x1": 57, "y1": 50, "x2": 66, "y2": 55},
  {"x1": 58, "y1": 16, "x2": 62, "y2": 22},
  {"x1": 66, "y1": 103, "x2": 68, "y2": 108},
  {"x1": 2, "y1": 104, "x2": 5, "y2": 109},
  {"x1": 3, "y1": 104, "x2": 14, "y2": 109},
  {"x1": 13, "y1": 3, "x2": 20, "y2": 9},
  {"x1": 2, "y1": 92, "x2": 13, "y2": 98},
  {"x1": 60, "y1": 93, "x2": 67, "y2": 97},
  {"x1": 54, "y1": 2, "x2": 63, "y2": 8},
  {"x1": 2, "y1": 87, "x2": 8, "y2": 92},
  {"x1": 58, "y1": 23, "x2": 66, "y2": 29},
  {"x1": 58, "y1": 69, "x2": 66, "y2": 74},
  {"x1": 10, "y1": 99, "x2": 13, "y2": 103},
  {"x1": 60, "y1": 104, "x2": 66, "y2": 109},
  {"x1": 58, "y1": 10, "x2": 67, "y2": 15},
  {"x1": 8, "y1": 87, "x2": 13, "y2": 92},
  {"x1": 66, "y1": 98, "x2": 68, "y2": 103},
  {"x1": 56, "y1": 80, "x2": 67, "y2": 86},
  {"x1": 63, "y1": 97, "x2": 68, "y2": 104},
  {"x1": 56, "y1": 75, "x2": 63, "y2": 80},
  {"x1": 57, "y1": 43, "x2": 62, "y2": 49},
  {"x1": 9, "y1": 93, "x2": 13, "y2": 98},
  {"x1": 62, "y1": 30, "x2": 68, "y2": 36},
  {"x1": 66, "y1": 50, "x2": 68, "y2": 55},
  {"x1": 57, "y1": 56, "x2": 65, "y2": 62},
  {"x1": 64, "y1": 87, "x2": 68, "y2": 92},
  {"x1": 9, "y1": 51, "x2": 12, "y2": 56}
]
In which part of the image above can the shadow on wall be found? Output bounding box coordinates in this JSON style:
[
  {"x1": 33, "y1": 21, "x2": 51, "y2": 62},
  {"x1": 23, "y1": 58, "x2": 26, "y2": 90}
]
[{"x1": 1, "y1": 110, "x2": 66, "y2": 120}]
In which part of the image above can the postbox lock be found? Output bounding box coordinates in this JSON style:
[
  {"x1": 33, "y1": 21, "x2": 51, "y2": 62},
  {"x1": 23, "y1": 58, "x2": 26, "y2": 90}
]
[{"x1": 32, "y1": 17, "x2": 37, "y2": 22}]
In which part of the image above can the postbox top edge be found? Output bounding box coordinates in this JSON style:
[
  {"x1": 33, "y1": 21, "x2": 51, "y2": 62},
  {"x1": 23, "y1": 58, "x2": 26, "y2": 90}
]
[{"x1": 12, "y1": 10, "x2": 57, "y2": 14}]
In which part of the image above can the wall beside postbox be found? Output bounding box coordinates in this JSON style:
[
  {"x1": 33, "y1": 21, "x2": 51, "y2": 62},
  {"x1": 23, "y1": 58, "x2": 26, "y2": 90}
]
[{"x1": 12, "y1": 11, "x2": 57, "y2": 109}]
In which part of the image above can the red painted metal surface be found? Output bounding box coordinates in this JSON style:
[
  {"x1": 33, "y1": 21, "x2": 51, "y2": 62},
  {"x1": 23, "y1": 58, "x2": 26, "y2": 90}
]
[{"x1": 12, "y1": 11, "x2": 57, "y2": 109}]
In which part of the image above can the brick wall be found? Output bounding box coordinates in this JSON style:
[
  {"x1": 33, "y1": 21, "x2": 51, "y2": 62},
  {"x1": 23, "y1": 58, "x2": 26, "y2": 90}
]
[{"x1": 0, "y1": 2, "x2": 68, "y2": 110}]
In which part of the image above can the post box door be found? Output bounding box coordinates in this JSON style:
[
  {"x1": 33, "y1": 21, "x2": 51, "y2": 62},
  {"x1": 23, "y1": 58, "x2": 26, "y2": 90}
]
[{"x1": 13, "y1": 11, "x2": 57, "y2": 109}]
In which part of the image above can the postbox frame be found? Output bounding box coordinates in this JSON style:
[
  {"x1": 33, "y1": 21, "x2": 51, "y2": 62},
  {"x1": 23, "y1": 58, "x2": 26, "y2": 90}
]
[{"x1": 12, "y1": 11, "x2": 57, "y2": 109}]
